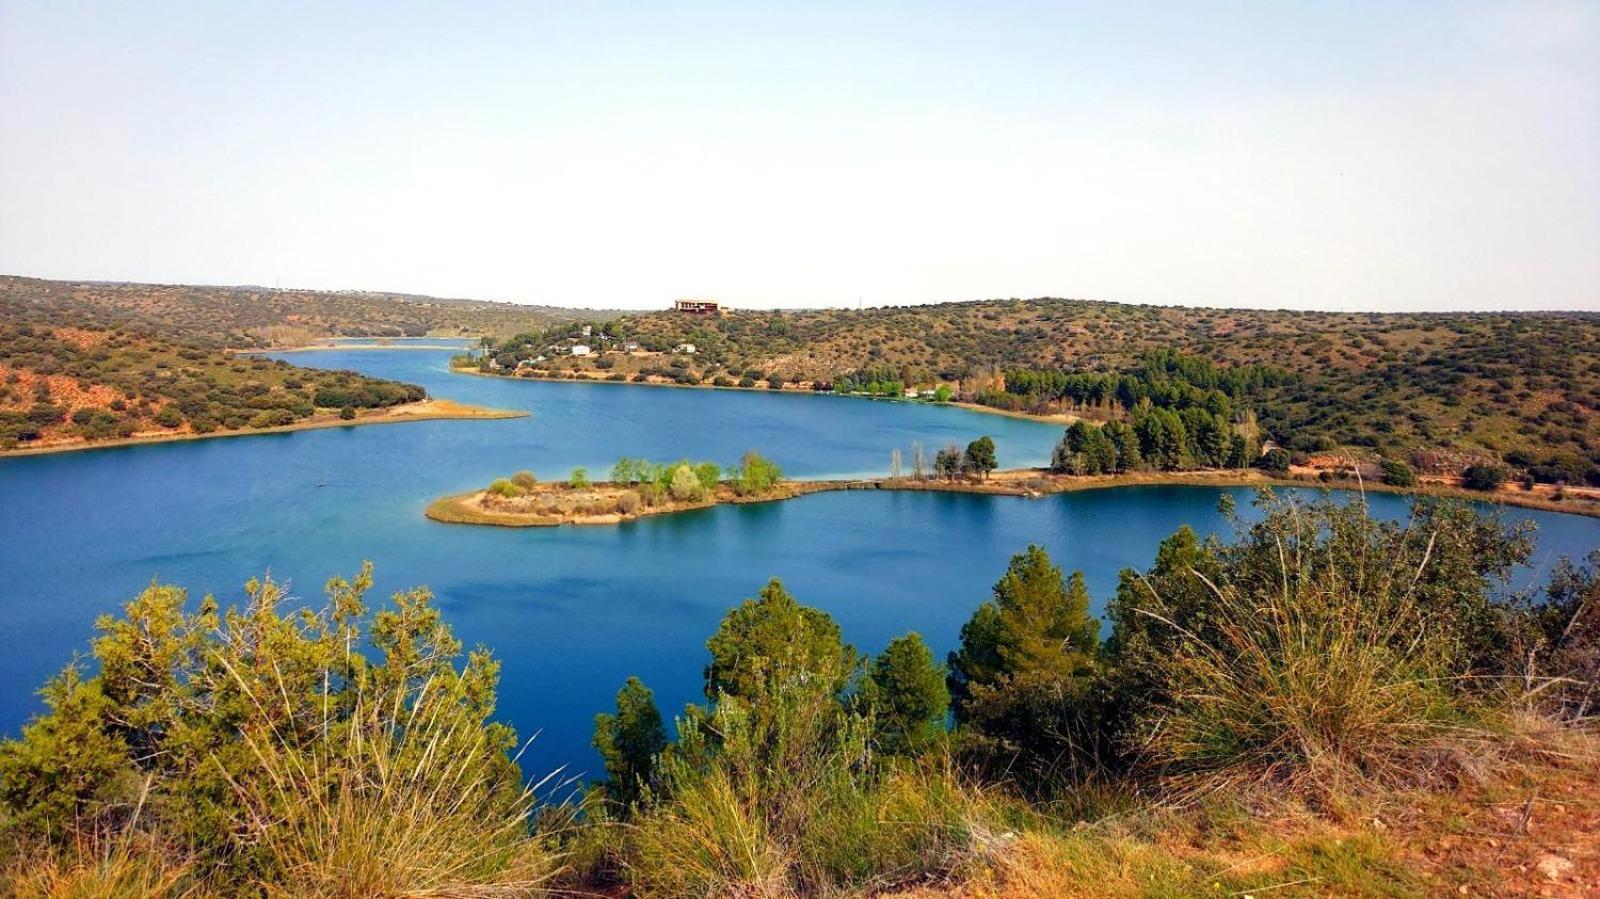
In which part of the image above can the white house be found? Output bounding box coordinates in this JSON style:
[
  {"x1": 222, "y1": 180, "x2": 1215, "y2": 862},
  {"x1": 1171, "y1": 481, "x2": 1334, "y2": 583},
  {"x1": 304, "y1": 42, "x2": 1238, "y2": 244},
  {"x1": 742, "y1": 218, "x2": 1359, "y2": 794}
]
[
  {"x1": 570, "y1": 344, "x2": 592, "y2": 357},
  {"x1": 675, "y1": 343, "x2": 697, "y2": 355}
]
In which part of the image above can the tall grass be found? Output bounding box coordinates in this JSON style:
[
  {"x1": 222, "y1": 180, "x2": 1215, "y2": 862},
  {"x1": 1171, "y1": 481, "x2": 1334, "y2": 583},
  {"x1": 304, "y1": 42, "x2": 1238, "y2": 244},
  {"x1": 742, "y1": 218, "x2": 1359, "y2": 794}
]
[
  {"x1": 219, "y1": 665, "x2": 564, "y2": 898},
  {"x1": 3, "y1": 828, "x2": 199, "y2": 899},
  {"x1": 1137, "y1": 499, "x2": 1501, "y2": 796}
]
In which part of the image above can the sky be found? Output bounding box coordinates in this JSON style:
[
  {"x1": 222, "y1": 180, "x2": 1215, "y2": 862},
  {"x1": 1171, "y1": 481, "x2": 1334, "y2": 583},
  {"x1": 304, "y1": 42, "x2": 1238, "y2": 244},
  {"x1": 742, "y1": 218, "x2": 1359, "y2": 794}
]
[{"x1": 1, "y1": 1, "x2": 1596, "y2": 312}]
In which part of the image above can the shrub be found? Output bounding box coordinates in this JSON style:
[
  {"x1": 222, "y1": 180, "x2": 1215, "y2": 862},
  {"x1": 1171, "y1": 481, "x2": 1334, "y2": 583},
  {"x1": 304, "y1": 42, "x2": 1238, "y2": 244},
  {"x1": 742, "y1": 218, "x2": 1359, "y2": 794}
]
[
  {"x1": 247, "y1": 408, "x2": 295, "y2": 429},
  {"x1": 668, "y1": 464, "x2": 702, "y2": 501},
  {"x1": 1257, "y1": 447, "x2": 1291, "y2": 474},
  {"x1": 511, "y1": 470, "x2": 537, "y2": 491},
  {"x1": 616, "y1": 490, "x2": 642, "y2": 515},
  {"x1": 728, "y1": 451, "x2": 783, "y2": 496},
  {"x1": 339, "y1": 405, "x2": 356, "y2": 420},
  {"x1": 1103, "y1": 493, "x2": 1532, "y2": 792},
  {"x1": 0, "y1": 566, "x2": 557, "y2": 892},
  {"x1": 1461, "y1": 463, "x2": 1506, "y2": 491},
  {"x1": 1380, "y1": 458, "x2": 1416, "y2": 487},
  {"x1": 570, "y1": 468, "x2": 591, "y2": 489},
  {"x1": 488, "y1": 477, "x2": 523, "y2": 498}
]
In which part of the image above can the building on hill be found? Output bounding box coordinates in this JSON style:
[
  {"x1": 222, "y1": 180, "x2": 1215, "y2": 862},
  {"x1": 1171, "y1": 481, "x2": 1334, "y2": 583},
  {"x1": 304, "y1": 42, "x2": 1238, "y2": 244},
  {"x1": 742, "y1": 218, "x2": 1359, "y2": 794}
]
[{"x1": 674, "y1": 299, "x2": 720, "y2": 315}]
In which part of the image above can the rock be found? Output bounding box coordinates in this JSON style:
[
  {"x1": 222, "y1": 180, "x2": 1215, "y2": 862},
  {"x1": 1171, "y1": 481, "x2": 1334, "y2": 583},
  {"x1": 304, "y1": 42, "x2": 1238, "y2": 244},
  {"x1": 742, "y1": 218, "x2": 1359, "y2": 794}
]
[{"x1": 1536, "y1": 854, "x2": 1574, "y2": 881}]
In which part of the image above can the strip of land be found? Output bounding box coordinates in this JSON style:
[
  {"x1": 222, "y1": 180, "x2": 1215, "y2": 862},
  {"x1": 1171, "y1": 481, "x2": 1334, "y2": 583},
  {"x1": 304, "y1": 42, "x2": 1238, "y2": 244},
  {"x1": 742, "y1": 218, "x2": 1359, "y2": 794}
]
[
  {"x1": 2, "y1": 398, "x2": 526, "y2": 458},
  {"x1": 427, "y1": 466, "x2": 1600, "y2": 527}
]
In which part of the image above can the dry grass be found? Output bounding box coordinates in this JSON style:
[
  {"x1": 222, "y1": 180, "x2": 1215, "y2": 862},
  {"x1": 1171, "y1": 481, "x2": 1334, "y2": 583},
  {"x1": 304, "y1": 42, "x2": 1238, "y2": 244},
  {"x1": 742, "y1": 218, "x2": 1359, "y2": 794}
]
[{"x1": 219, "y1": 668, "x2": 564, "y2": 898}]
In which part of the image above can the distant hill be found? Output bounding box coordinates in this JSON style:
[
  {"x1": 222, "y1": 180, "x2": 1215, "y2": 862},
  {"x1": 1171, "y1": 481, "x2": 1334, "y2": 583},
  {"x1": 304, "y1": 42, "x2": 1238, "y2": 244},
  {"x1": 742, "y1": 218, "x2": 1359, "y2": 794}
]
[
  {"x1": 486, "y1": 298, "x2": 1600, "y2": 481},
  {"x1": 0, "y1": 276, "x2": 610, "y2": 348},
  {"x1": 0, "y1": 275, "x2": 609, "y2": 452}
]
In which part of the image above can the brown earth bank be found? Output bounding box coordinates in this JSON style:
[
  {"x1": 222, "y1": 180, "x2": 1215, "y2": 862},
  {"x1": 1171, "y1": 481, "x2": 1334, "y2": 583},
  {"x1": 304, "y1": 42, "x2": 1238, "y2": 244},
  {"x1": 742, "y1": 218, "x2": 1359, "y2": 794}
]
[
  {"x1": 0, "y1": 398, "x2": 526, "y2": 458},
  {"x1": 429, "y1": 467, "x2": 1600, "y2": 528}
]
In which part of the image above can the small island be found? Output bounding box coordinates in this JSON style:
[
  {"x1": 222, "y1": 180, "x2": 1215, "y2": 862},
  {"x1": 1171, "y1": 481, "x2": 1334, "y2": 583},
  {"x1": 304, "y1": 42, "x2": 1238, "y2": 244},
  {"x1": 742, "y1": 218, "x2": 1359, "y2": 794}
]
[{"x1": 427, "y1": 451, "x2": 820, "y2": 526}]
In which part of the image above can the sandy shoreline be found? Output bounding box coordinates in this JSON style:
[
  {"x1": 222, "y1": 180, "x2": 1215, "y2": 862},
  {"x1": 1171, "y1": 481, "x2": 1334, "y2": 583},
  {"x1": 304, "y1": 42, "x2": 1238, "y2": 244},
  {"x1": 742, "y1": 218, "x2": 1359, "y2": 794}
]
[{"x1": 0, "y1": 399, "x2": 527, "y2": 459}]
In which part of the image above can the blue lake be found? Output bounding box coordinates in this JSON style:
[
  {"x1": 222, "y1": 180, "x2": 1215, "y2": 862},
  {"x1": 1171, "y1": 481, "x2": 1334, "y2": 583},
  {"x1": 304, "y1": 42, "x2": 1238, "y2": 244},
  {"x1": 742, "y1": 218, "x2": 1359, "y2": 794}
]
[{"x1": 2, "y1": 340, "x2": 1597, "y2": 779}]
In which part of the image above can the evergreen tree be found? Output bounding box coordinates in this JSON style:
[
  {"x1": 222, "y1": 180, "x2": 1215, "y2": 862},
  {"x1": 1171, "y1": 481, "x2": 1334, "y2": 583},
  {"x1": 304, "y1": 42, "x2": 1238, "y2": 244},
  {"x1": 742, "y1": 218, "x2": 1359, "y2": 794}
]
[
  {"x1": 593, "y1": 677, "x2": 668, "y2": 812},
  {"x1": 704, "y1": 579, "x2": 858, "y2": 706},
  {"x1": 861, "y1": 633, "x2": 949, "y2": 755},
  {"x1": 947, "y1": 546, "x2": 1100, "y2": 769},
  {"x1": 964, "y1": 436, "x2": 997, "y2": 479}
]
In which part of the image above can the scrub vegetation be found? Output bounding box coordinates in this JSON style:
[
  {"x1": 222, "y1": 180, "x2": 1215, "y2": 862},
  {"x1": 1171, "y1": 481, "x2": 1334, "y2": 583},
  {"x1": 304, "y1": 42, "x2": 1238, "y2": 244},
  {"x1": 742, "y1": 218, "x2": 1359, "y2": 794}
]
[
  {"x1": 430, "y1": 453, "x2": 792, "y2": 526},
  {"x1": 4, "y1": 493, "x2": 1597, "y2": 896},
  {"x1": 0, "y1": 275, "x2": 602, "y2": 348},
  {"x1": 0, "y1": 321, "x2": 427, "y2": 450},
  {"x1": 0, "y1": 276, "x2": 585, "y2": 452},
  {"x1": 479, "y1": 299, "x2": 1600, "y2": 489}
]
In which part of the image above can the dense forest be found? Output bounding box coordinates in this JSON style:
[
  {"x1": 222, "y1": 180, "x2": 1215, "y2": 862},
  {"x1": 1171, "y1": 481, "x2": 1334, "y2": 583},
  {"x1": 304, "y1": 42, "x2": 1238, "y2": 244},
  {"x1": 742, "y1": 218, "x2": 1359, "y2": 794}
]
[
  {"x1": 484, "y1": 299, "x2": 1600, "y2": 486},
  {"x1": 2, "y1": 494, "x2": 1595, "y2": 895}
]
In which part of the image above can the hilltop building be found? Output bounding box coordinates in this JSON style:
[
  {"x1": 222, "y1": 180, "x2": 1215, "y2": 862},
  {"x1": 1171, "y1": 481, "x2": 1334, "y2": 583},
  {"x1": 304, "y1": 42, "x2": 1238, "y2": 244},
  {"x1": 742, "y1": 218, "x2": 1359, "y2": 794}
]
[{"x1": 674, "y1": 299, "x2": 720, "y2": 315}]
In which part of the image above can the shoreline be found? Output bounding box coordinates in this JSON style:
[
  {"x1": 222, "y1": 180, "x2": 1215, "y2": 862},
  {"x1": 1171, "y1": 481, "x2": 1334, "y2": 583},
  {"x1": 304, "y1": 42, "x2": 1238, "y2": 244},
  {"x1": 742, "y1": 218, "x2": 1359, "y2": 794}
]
[
  {"x1": 0, "y1": 399, "x2": 527, "y2": 459},
  {"x1": 450, "y1": 363, "x2": 1084, "y2": 422},
  {"x1": 235, "y1": 343, "x2": 477, "y2": 353},
  {"x1": 426, "y1": 467, "x2": 1600, "y2": 528}
]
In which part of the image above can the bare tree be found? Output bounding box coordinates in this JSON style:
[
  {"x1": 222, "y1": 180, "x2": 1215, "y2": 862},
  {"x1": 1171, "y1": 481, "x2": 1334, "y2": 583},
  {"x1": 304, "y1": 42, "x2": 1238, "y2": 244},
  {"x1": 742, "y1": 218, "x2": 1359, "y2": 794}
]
[{"x1": 889, "y1": 447, "x2": 902, "y2": 479}]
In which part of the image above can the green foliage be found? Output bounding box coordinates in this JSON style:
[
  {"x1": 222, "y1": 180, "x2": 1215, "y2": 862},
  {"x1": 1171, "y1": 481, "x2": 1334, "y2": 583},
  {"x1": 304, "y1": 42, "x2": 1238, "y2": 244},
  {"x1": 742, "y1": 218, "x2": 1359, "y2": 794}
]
[
  {"x1": 861, "y1": 633, "x2": 949, "y2": 756},
  {"x1": 1103, "y1": 493, "x2": 1533, "y2": 785},
  {"x1": 625, "y1": 580, "x2": 978, "y2": 897},
  {"x1": 594, "y1": 677, "x2": 668, "y2": 813},
  {"x1": 1258, "y1": 447, "x2": 1292, "y2": 474},
  {"x1": 948, "y1": 546, "x2": 1101, "y2": 774},
  {"x1": 487, "y1": 477, "x2": 523, "y2": 498},
  {"x1": 0, "y1": 565, "x2": 546, "y2": 892},
  {"x1": 703, "y1": 579, "x2": 858, "y2": 707},
  {"x1": 727, "y1": 450, "x2": 782, "y2": 496},
  {"x1": 569, "y1": 467, "x2": 591, "y2": 489},
  {"x1": 1461, "y1": 463, "x2": 1506, "y2": 491},
  {"x1": 963, "y1": 435, "x2": 997, "y2": 479},
  {"x1": 1381, "y1": 458, "x2": 1417, "y2": 487},
  {"x1": 1513, "y1": 552, "x2": 1600, "y2": 720},
  {"x1": 668, "y1": 464, "x2": 703, "y2": 501}
]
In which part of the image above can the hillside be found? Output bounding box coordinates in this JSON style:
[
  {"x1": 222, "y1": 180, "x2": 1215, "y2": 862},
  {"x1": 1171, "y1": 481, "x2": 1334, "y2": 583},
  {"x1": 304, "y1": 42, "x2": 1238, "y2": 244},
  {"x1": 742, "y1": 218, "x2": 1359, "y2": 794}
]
[
  {"x1": 0, "y1": 275, "x2": 605, "y2": 348},
  {"x1": 485, "y1": 299, "x2": 1600, "y2": 483},
  {"x1": 0, "y1": 276, "x2": 578, "y2": 452}
]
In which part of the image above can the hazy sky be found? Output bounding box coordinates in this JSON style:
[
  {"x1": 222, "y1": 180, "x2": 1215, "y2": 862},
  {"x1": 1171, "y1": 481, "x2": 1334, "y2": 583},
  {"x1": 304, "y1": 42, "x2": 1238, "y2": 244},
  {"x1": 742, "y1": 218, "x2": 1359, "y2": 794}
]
[{"x1": 1, "y1": 1, "x2": 1596, "y2": 311}]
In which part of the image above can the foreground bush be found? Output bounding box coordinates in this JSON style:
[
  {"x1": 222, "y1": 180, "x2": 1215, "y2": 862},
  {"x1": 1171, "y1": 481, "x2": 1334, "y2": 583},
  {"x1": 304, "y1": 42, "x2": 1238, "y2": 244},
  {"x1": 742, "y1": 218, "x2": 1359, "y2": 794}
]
[{"x1": 0, "y1": 564, "x2": 561, "y2": 896}]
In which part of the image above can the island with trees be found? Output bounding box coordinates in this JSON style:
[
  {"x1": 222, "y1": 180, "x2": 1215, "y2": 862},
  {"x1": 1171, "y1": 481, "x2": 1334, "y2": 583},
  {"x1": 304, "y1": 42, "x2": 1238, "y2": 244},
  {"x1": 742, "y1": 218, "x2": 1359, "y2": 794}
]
[
  {"x1": 426, "y1": 451, "x2": 802, "y2": 526},
  {"x1": 428, "y1": 425, "x2": 1600, "y2": 528}
]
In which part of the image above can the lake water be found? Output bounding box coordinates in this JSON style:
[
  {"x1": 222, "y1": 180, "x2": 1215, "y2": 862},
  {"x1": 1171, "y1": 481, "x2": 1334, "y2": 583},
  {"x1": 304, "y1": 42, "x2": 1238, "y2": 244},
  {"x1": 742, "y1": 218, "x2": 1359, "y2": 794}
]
[{"x1": 2, "y1": 340, "x2": 1596, "y2": 778}]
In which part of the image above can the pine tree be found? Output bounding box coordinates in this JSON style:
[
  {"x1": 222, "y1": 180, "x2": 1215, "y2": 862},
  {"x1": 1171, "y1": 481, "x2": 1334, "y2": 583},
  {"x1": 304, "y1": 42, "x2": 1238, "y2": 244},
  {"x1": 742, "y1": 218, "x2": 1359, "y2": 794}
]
[
  {"x1": 862, "y1": 633, "x2": 949, "y2": 755},
  {"x1": 593, "y1": 677, "x2": 667, "y2": 812}
]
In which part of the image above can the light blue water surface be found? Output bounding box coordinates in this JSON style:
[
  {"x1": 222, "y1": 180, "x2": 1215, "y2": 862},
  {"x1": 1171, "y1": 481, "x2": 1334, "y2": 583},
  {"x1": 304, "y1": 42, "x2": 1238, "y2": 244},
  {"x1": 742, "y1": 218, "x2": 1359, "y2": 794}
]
[{"x1": 2, "y1": 341, "x2": 1596, "y2": 778}]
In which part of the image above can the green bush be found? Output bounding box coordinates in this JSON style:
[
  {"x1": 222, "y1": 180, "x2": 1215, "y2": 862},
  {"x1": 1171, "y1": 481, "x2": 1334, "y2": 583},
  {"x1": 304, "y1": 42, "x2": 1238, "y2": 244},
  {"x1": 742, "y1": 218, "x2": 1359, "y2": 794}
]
[
  {"x1": 0, "y1": 566, "x2": 556, "y2": 893},
  {"x1": 1380, "y1": 458, "x2": 1417, "y2": 487},
  {"x1": 1461, "y1": 464, "x2": 1506, "y2": 491}
]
